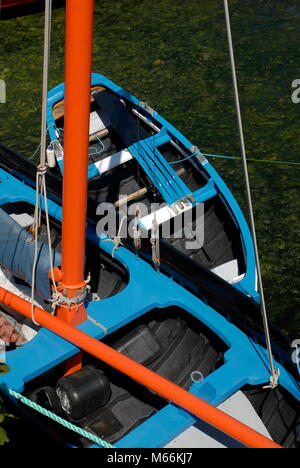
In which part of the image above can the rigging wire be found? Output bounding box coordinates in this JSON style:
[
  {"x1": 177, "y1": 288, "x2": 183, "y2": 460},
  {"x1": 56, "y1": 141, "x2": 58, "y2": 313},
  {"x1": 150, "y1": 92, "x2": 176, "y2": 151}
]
[
  {"x1": 146, "y1": 7, "x2": 160, "y2": 269},
  {"x1": 169, "y1": 150, "x2": 300, "y2": 168},
  {"x1": 295, "y1": 344, "x2": 300, "y2": 378},
  {"x1": 224, "y1": 0, "x2": 279, "y2": 389},
  {"x1": 136, "y1": 16, "x2": 142, "y2": 198},
  {"x1": 31, "y1": 0, "x2": 58, "y2": 325},
  {"x1": 134, "y1": 16, "x2": 142, "y2": 255},
  {"x1": 203, "y1": 153, "x2": 300, "y2": 168},
  {"x1": 29, "y1": 142, "x2": 42, "y2": 161}
]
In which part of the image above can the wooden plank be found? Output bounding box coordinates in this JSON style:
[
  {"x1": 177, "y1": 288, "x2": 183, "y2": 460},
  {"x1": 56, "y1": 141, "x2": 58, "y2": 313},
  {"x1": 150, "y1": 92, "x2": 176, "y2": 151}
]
[
  {"x1": 89, "y1": 128, "x2": 109, "y2": 142},
  {"x1": 53, "y1": 85, "x2": 106, "y2": 121},
  {"x1": 115, "y1": 189, "x2": 147, "y2": 208}
]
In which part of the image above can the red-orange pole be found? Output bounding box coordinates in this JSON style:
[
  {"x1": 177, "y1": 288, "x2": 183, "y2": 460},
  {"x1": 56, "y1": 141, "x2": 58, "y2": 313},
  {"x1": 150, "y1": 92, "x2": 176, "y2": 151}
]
[
  {"x1": 0, "y1": 288, "x2": 282, "y2": 449},
  {"x1": 58, "y1": 0, "x2": 94, "y2": 326}
]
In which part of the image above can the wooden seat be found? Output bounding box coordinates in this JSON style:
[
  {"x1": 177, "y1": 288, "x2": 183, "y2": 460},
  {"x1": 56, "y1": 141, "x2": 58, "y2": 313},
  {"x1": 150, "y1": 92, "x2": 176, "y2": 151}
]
[{"x1": 52, "y1": 85, "x2": 106, "y2": 121}]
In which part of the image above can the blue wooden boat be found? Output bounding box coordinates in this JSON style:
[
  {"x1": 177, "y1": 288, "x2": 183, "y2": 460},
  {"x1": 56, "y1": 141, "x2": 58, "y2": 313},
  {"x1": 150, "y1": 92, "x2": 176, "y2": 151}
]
[
  {"x1": 47, "y1": 73, "x2": 258, "y2": 296},
  {"x1": 0, "y1": 0, "x2": 299, "y2": 449}
]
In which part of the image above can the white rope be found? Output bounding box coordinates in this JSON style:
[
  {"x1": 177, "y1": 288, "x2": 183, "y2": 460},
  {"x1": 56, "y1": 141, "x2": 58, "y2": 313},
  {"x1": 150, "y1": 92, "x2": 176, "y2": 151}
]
[
  {"x1": 40, "y1": 0, "x2": 52, "y2": 170},
  {"x1": 87, "y1": 315, "x2": 108, "y2": 335},
  {"x1": 104, "y1": 216, "x2": 127, "y2": 258},
  {"x1": 31, "y1": 0, "x2": 57, "y2": 325},
  {"x1": 133, "y1": 207, "x2": 142, "y2": 251},
  {"x1": 31, "y1": 168, "x2": 46, "y2": 325},
  {"x1": 224, "y1": 0, "x2": 279, "y2": 388},
  {"x1": 151, "y1": 215, "x2": 160, "y2": 269}
]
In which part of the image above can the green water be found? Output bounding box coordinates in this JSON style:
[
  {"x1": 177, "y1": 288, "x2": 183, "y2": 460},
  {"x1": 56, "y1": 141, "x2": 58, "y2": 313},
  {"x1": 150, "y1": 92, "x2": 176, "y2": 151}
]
[{"x1": 0, "y1": 0, "x2": 299, "y2": 339}]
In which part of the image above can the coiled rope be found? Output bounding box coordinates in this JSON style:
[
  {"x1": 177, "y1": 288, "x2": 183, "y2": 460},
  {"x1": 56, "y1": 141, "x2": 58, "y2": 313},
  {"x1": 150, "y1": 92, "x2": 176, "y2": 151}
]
[{"x1": 88, "y1": 135, "x2": 105, "y2": 158}]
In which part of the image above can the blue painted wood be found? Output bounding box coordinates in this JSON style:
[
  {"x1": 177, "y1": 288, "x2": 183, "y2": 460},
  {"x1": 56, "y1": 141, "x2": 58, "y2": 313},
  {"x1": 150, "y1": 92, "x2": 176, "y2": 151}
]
[{"x1": 47, "y1": 73, "x2": 258, "y2": 299}]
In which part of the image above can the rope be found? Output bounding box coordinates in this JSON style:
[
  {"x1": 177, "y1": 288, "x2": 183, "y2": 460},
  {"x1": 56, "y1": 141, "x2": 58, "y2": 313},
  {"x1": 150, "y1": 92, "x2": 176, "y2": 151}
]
[
  {"x1": 224, "y1": 0, "x2": 279, "y2": 389},
  {"x1": 292, "y1": 343, "x2": 300, "y2": 378},
  {"x1": 50, "y1": 274, "x2": 92, "y2": 313},
  {"x1": 150, "y1": 11, "x2": 158, "y2": 209},
  {"x1": 29, "y1": 142, "x2": 41, "y2": 161},
  {"x1": 169, "y1": 149, "x2": 201, "y2": 165},
  {"x1": 87, "y1": 315, "x2": 108, "y2": 335},
  {"x1": 40, "y1": 0, "x2": 52, "y2": 171},
  {"x1": 203, "y1": 153, "x2": 300, "y2": 168},
  {"x1": 0, "y1": 386, "x2": 114, "y2": 448},
  {"x1": 162, "y1": 147, "x2": 300, "y2": 170},
  {"x1": 31, "y1": 0, "x2": 58, "y2": 325},
  {"x1": 103, "y1": 216, "x2": 127, "y2": 258},
  {"x1": 151, "y1": 216, "x2": 160, "y2": 269},
  {"x1": 133, "y1": 208, "x2": 142, "y2": 251},
  {"x1": 88, "y1": 135, "x2": 105, "y2": 158}
]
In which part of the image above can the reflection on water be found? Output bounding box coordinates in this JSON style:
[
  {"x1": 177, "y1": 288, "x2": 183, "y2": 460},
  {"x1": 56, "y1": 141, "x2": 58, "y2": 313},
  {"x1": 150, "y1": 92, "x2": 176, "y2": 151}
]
[{"x1": 0, "y1": 0, "x2": 299, "y2": 336}]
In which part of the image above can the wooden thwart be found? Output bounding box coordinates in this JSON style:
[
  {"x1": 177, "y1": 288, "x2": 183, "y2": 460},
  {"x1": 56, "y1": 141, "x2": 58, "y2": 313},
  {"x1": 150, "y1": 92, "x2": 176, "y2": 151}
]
[
  {"x1": 89, "y1": 128, "x2": 109, "y2": 142},
  {"x1": 53, "y1": 85, "x2": 106, "y2": 121}
]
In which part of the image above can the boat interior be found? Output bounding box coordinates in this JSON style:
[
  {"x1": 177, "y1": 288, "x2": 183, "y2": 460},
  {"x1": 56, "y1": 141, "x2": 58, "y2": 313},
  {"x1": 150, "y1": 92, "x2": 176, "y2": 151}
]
[
  {"x1": 244, "y1": 385, "x2": 300, "y2": 448},
  {"x1": 160, "y1": 197, "x2": 246, "y2": 278},
  {"x1": 53, "y1": 86, "x2": 160, "y2": 170},
  {"x1": 24, "y1": 306, "x2": 228, "y2": 446},
  {"x1": 0, "y1": 200, "x2": 129, "y2": 346},
  {"x1": 51, "y1": 86, "x2": 247, "y2": 285}
]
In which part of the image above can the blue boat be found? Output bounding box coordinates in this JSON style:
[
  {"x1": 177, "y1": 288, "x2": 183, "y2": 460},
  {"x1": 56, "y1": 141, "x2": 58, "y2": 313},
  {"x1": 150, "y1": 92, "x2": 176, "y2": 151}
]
[
  {"x1": 47, "y1": 73, "x2": 259, "y2": 296},
  {"x1": 0, "y1": 0, "x2": 299, "y2": 450}
]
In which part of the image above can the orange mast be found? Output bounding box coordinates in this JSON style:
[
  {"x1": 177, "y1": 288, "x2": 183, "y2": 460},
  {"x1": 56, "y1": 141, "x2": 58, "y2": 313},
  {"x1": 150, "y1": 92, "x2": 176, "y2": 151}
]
[{"x1": 57, "y1": 0, "x2": 94, "y2": 326}]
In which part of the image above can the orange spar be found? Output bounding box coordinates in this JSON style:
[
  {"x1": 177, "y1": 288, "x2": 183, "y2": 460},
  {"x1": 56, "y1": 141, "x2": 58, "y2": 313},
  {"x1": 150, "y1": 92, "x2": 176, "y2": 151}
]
[{"x1": 0, "y1": 287, "x2": 282, "y2": 449}]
